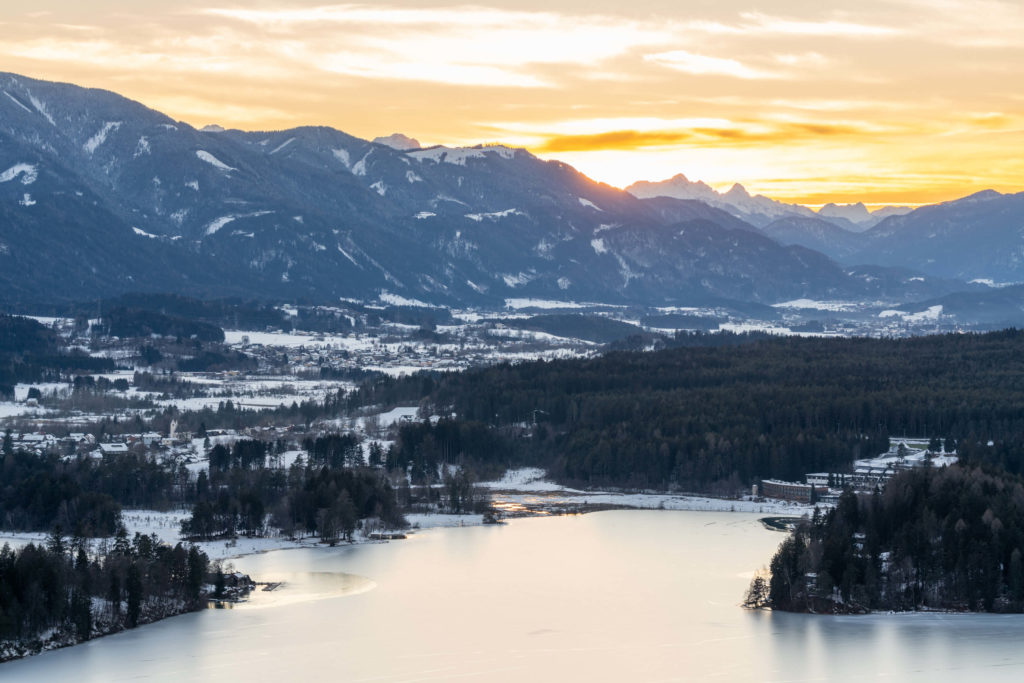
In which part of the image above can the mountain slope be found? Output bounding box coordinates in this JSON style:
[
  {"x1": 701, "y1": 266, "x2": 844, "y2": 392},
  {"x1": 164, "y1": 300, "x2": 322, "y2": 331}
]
[
  {"x1": 854, "y1": 191, "x2": 1024, "y2": 282},
  {"x1": 0, "y1": 72, "x2": 969, "y2": 308}
]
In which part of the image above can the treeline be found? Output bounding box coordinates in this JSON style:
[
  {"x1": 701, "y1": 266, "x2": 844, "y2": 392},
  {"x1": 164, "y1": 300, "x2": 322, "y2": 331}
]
[
  {"x1": 758, "y1": 464, "x2": 1024, "y2": 613},
  {"x1": 388, "y1": 419, "x2": 516, "y2": 484},
  {"x1": 0, "y1": 314, "x2": 115, "y2": 389},
  {"x1": 102, "y1": 307, "x2": 225, "y2": 343},
  {"x1": 0, "y1": 451, "x2": 186, "y2": 535},
  {"x1": 181, "y1": 439, "x2": 405, "y2": 543},
  {"x1": 349, "y1": 330, "x2": 1024, "y2": 491},
  {"x1": 0, "y1": 531, "x2": 208, "y2": 659}
]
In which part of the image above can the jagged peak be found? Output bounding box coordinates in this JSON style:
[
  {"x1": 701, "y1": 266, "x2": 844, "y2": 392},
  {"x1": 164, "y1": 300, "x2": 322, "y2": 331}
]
[{"x1": 373, "y1": 133, "x2": 421, "y2": 151}]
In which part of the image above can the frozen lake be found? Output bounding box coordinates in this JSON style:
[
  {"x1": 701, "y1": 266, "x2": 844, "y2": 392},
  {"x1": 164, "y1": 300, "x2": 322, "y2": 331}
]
[{"x1": 4, "y1": 510, "x2": 1024, "y2": 681}]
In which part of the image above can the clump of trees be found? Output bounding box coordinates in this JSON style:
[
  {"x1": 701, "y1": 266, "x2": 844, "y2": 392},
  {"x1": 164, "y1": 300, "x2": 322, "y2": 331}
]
[
  {"x1": 181, "y1": 438, "x2": 406, "y2": 544},
  {"x1": 751, "y1": 465, "x2": 1024, "y2": 613},
  {"x1": 0, "y1": 529, "x2": 209, "y2": 660}
]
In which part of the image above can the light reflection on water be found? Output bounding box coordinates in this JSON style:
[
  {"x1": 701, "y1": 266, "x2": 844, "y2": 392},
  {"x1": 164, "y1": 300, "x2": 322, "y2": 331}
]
[{"x1": 3, "y1": 510, "x2": 1024, "y2": 682}]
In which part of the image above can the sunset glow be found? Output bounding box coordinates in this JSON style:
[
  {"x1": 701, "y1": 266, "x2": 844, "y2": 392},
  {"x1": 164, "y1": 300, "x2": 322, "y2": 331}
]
[{"x1": 3, "y1": 0, "x2": 1022, "y2": 204}]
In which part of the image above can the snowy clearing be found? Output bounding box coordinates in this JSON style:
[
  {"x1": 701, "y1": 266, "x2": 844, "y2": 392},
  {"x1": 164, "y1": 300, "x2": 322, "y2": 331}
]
[{"x1": 196, "y1": 150, "x2": 237, "y2": 172}]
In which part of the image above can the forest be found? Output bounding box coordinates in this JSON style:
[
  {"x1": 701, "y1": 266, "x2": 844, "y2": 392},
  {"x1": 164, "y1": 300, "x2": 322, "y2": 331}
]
[
  {"x1": 753, "y1": 464, "x2": 1024, "y2": 613},
  {"x1": 349, "y1": 330, "x2": 1024, "y2": 491}
]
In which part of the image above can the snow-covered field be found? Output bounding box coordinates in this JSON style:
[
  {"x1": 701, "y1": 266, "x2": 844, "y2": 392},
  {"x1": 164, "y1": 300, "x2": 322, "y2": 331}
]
[{"x1": 480, "y1": 468, "x2": 817, "y2": 516}]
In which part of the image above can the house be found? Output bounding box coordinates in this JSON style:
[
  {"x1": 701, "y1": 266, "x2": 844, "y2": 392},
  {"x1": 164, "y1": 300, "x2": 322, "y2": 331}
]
[{"x1": 99, "y1": 442, "x2": 130, "y2": 456}]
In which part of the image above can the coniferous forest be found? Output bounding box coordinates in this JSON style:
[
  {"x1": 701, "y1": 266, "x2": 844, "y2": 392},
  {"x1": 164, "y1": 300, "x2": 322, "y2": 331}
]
[
  {"x1": 354, "y1": 330, "x2": 1024, "y2": 491},
  {"x1": 753, "y1": 464, "x2": 1024, "y2": 613}
]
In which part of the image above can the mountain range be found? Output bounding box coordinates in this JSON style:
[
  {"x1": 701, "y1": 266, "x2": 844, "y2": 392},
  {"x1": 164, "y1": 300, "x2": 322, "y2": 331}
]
[{"x1": 0, "y1": 72, "x2": 1020, "y2": 314}]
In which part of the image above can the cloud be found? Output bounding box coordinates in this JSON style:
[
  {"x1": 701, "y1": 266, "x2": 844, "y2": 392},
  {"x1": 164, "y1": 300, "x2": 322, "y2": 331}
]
[
  {"x1": 198, "y1": 4, "x2": 677, "y2": 87},
  {"x1": 531, "y1": 120, "x2": 879, "y2": 152},
  {"x1": 644, "y1": 50, "x2": 781, "y2": 79},
  {"x1": 737, "y1": 12, "x2": 903, "y2": 38}
]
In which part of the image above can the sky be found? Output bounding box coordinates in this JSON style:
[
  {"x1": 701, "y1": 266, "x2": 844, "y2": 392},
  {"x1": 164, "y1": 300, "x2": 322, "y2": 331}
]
[{"x1": 1, "y1": 1, "x2": 1022, "y2": 206}]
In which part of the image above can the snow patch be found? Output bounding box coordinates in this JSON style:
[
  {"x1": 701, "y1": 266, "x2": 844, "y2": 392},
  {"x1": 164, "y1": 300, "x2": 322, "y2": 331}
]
[
  {"x1": 379, "y1": 291, "x2": 432, "y2": 308},
  {"x1": 269, "y1": 137, "x2": 296, "y2": 155},
  {"x1": 132, "y1": 227, "x2": 159, "y2": 239},
  {"x1": 134, "y1": 136, "x2": 151, "y2": 158},
  {"x1": 196, "y1": 150, "x2": 237, "y2": 172},
  {"x1": 370, "y1": 180, "x2": 387, "y2": 196},
  {"x1": 465, "y1": 208, "x2": 524, "y2": 222},
  {"x1": 3, "y1": 91, "x2": 32, "y2": 113},
  {"x1": 557, "y1": 277, "x2": 571, "y2": 290},
  {"x1": 878, "y1": 305, "x2": 943, "y2": 322},
  {"x1": 590, "y1": 238, "x2": 607, "y2": 255},
  {"x1": 501, "y1": 272, "x2": 533, "y2": 288},
  {"x1": 351, "y1": 151, "x2": 371, "y2": 176},
  {"x1": 409, "y1": 145, "x2": 519, "y2": 166},
  {"x1": 406, "y1": 170, "x2": 423, "y2": 183},
  {"x1": 578, "y1": 197, "x2": 603, "y2": 211},
  {"x1": 0, "y1": 163, "x2": 37, "y2": 185},
  {"x1": 332, "y1": 148, "x2": 351, "y2": 168},
  {"x1": 504, "y1": 298, "x2": 588, "y2": 310},
  {"x1": 203, "y1": 211, "x2": 271, "y2": 236},
  {"x1": 414, "y1": 211, "x2": 436, "y2": 219},
  {"x1": 772, "y1": 299, "x2": 857, "y2": 312},
  {"x1": 336, "y1": 245, "x2": 361, "y2": 268},
  {"x1": 27, "y1": 93, "x2": 55, "y2": 126},
  {"x1": 83, "y1": 121, "x2": 121, "y2": 154},
  {"x1": 18, "y1": 193, "x2": 36, "y2": 207}
]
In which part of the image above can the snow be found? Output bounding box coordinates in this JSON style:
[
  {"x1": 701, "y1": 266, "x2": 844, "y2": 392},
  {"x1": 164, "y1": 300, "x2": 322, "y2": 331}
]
[
  {"x1": 82, "y1": 121, "x2": 121, "y2": 154},
  {"x1": 379, "y1": 291, "x2": 432, "y2": 308},
  {"x1": 204, "y1": 215, "x2": 238, "y2": 235},
  {"x1": 578, "y1": 197, "x2": 603, "y2": 211},
  {"x1": 27, "y1": 93, "x2": 55, "y2": 126},
  {"x1": 773, "y1": 299, "x2": 857, "y2": 312},
  {"x1": 0, "y1": 163, "x2": 38, "y2": 185},
  {"x1": 351, "y1": 151, "x2": 371, "y2": 176},
  {"x1": 406, "y1": 170, "x2": 423, "y2": 183},
  {"x1": 134, "y1": 136, "x2": 150, "y2": 157},
  {"x1": 196, "y1": 150, "x2": 237, "y2": 172},
  {"x1": 479, "y1": 467, "x2": 568, "y2": 492},
  {"x1": 590, "y1": 238, "x2": 607, "y2": 255},
  {"x1": 373, "y1": 133, "x2": 421, "y2": 151},
  {"x1": 204, "y1": 211, "x2": 271, "y2": 236},
  {"x1": 269, "y1": 137, "x2": 296, "y2": 154},
  {"x1": 332, "y1": 148, "x2": 351, "y2": 168},
  {"x1": 465, "y1": 208, "x2": 524, "y2": 221},
  {"x1": 18, "y1": 193, "x2": 35, "y2": 207},
  {"x1": 414, "y1": 211, "x2": 436, "y2": 219},
  {"x1": 336, "y1": 245, "x2": 361, "y2": 267},
  {"x1": 3, "y1": 91, "x2": 32, "y2": 113},
  {"x1": 504, "y1": 298, "x2": 588, "y2": 310},
  {"x1": 409, "y1": 145, "x2": 519, "y2": 165},
  {"x1": 501, "y1": 272, "x2": 532, "y2": 288},
  {"x1": 132, "y1": 227, "x2": 158, "y2": 239},
  {"x1": 878, "y1": 305, "x2": 943, "y2": 322},
  {"x1": 185, "y1": 180, "x2": 199, "y2": 191},
  {"x1": 370, "y1": 181, "x2": 387, "y2": 196}
]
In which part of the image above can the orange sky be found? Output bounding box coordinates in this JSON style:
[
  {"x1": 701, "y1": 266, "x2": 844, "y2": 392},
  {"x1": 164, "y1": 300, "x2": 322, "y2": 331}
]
[{"x1": 2, "y1": 1, "x2": 1022, "y2": 206}]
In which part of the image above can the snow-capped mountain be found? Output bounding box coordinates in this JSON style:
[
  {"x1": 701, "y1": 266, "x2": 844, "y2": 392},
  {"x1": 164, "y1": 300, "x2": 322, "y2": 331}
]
[
  {"x1": 372, "y1": 133, "x2": 421, "y2": 151},
  {"x1": 627, "y1": 174, "x2": 819, "y2": 226},
  {"x1": 0, "y1": 72, "x2": 975, "y2": 308}
]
